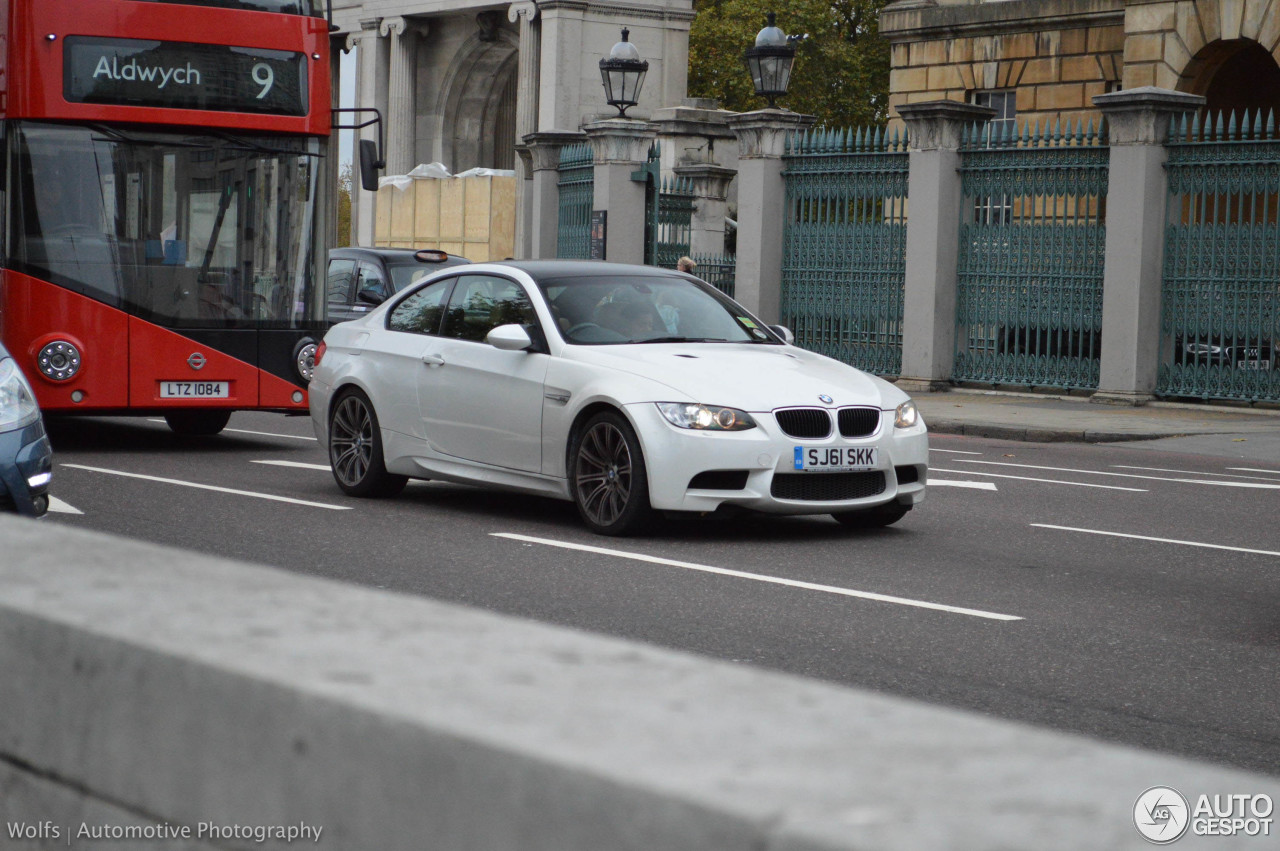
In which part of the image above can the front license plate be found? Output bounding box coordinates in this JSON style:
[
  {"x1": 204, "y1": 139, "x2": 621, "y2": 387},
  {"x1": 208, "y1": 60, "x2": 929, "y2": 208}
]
[
  {"x1": 160, "y1": 381, "x2": 229, "y2": 399},
  {"x1": 794, "y1": 446, "x2": 878, "y2": 471}
]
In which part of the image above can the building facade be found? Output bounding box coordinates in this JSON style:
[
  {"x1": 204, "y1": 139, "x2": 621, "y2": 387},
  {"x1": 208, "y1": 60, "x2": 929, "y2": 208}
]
[
  {"x1": 881, "y1": 0, "x2": 1280, "y2": 129},
  {"x1": 330, "y1": 0, "x2": 694, "y2": 251}
]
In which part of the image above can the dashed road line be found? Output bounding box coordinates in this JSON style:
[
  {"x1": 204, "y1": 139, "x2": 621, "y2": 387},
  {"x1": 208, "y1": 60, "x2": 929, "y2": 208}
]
[
  {"x1": 1113, "y1": 464, "x2": 1280, "y2": 481},
  {"x1": 47, "y1": 496, "x2": 83, "y2": 515},
  {"x1": 61, "y1": 464, "x2": 350, "y2": 510},
  {"x1": 1032, "y1": 524, "x2": 1280, "y2": 559},
  {"x1": 252, "y1": 460, "x2": 332, "y2": 471},
  {"x1": 492, "y1": 532, "x2": 1024, "y2": 622},
  {"x1": 928, "y1": 479, "x2": 997, "y2": 490},
  {"x1": 956, "y1": 460, "x2": 1280, "y2": 489},
  {"x1": 147, "y1": 418, "x2": 317, "y2": 441},
  {"x1": 929, "y1": 467, "x2": 1146, "y2": 492}
]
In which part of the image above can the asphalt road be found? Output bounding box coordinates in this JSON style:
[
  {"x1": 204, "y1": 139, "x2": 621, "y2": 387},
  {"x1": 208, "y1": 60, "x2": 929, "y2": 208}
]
[{"x1": 38, "y1": 410, "x2": 1280, "y2": 776}]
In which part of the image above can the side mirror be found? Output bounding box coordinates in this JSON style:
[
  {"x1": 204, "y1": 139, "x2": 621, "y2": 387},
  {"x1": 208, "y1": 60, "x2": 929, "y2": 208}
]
[
  {"x1": 487, "y1": 323, "x2": 533, "y2": 351},
  {"x1": 358, "y1": 138, "x2": 384, "y2": 192},
  {"x1": 356, "y1": 286, "x2": 386, "y2": 306},
  {"x1": 769, "y1": 324, "x2": 795, "y2": 344}
]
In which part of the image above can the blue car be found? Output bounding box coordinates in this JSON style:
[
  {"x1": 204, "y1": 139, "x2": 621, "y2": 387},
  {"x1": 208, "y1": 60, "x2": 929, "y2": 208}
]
[{"x1": 0, "y1": 343, "x2": 52, "y2": 517}]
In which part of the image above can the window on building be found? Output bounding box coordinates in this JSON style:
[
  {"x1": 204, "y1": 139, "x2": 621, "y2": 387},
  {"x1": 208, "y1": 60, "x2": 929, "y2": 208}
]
[{"x1": 970, "y1": 90, "x2": 1017, "y2": 224}]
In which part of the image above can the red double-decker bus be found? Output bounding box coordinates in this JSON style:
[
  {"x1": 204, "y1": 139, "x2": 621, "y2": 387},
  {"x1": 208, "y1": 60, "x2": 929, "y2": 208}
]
[{"x1": 0, "y1": 0, "x2": 334, "y2": 434}]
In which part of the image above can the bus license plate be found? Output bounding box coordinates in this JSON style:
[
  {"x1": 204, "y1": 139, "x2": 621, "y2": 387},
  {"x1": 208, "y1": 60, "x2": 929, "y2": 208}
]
[
  {"x1": 160, "y1": 381, "x2": 229, "y2": 399},
  {"x1": 794, "y1": 446, "x2": 878, "y2": 471}
]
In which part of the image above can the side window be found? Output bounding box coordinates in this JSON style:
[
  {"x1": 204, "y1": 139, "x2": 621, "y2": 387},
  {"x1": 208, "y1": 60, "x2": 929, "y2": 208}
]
[
  {"x1": 387, "y1": 279, "x2": 453, "y2": 335},
  {"x1": 356, "y1": 261, "x2": 390, "y2": 301},
  {"x1": 327, "y1": 258, "x2": 357, "y2": 305},
  {"x1": 442, "y1": 275, "x2": 537, "y2": 343}
]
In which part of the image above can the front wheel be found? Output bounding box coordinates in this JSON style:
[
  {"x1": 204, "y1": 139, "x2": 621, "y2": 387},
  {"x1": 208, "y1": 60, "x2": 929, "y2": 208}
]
[
  {"x1": 831, "y1": 502, "x2": 911, "y2": 528},
  {"x1": 164, "y1": 409, "x2": 232, "y2": 436},
  {"x1": 569, "y1": 411, "x2": 653, "y2": 536},
  {"x1": 328, "y1": 389, "x2": 407, "y2": 498}
]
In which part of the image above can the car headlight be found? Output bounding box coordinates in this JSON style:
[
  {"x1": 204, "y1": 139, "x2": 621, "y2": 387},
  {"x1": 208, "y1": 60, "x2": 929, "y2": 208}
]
[
  {"x1": 894, "y1": 400, "x2": 919, "y2": 429},
  {"x1": 0, "y1": 357, "x2": 41, "y2": 432},
  {"x1": 657, "y1": 403, "x2": 756, "y2": 431}
]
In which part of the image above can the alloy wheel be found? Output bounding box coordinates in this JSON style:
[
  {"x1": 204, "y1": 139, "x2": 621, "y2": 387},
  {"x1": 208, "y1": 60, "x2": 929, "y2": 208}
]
[
  {"x1": 330, "y1": 394, "x2": 374, "y2": 488},
  {"x1": 574, "y1": 421, "x2": 633, "y2": 528}
]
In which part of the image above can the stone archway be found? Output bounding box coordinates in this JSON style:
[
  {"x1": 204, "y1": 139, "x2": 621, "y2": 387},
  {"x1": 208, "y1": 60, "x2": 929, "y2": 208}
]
[
  {"x1": 438, "y1": 29, "x2": 519, "y2": 173},
  {"x1": 1180, "y1": 38, "x2": 1280, "y2": 120}
]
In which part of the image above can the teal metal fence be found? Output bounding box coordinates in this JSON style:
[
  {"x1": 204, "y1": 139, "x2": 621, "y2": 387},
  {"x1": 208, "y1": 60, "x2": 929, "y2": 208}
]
[
  {"x1": 557, "y1": 144, "x2": 594, "y2": 259},
  {"x1": 781, "y1": 126, "x2": 908, "y2": 376},
  {"x1": 655, "y1": 175, "x2": 695, "y2": 268},
  {"x1": 954, "y1": 120, "x2": 1109, "y2": 390},
  {"x1": 691, "y1": 253, "x2": 736, "y2": 297},
  {"x1": 1159, "y1": 111, "x2": 1280, "y2": 403}
]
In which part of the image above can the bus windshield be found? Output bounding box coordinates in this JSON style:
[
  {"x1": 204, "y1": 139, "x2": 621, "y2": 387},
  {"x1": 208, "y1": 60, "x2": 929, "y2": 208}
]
[
  {"x1": 130, "y1": 0, "x2": 324, "y2": 16},
  {"x1": 9, "y1": 122, "x2": 325, "y2": 329}
]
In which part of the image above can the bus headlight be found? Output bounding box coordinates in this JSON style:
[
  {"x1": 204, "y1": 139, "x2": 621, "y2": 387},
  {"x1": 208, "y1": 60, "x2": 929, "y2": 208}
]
[
  {"x1": 37, "y1": 340, "x2": 82, "y2": 381},
  {"x1": 0, "y1": 357, "x2": 41, "y2": 431}
]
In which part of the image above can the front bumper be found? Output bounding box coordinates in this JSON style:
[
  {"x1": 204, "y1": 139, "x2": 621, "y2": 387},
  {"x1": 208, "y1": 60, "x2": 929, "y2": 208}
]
[
  {"x1": 0, "y1": 419, "x2": 53, "y2": 518},
  {"x1": 629, "y1": 403, "x2": 928, "y2": 515}
]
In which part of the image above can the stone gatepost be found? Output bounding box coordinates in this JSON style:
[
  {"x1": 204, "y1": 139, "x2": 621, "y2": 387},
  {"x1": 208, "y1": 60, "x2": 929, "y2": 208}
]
[
  {"x1": 1092, "y1": 87, "x2": 1205, "y2": 406},
  {"x1": 522, "y1": 130, "x2": 587, "y2": 259},
  {"x1": 727, "y1": 109, "x2": 815, "y2": 322},
  {"x1": 583, "y1": 118, "x2": 659, "y2": 265},
  {"x1": 896, "y1": 100, "x2": 994, "y2": 393},
  {"x1": 672, "y1": 163, "x2": 737, "y2": 258}
]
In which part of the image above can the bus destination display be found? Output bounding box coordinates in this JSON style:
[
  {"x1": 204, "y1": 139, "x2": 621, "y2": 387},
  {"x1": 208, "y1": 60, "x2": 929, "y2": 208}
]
[{"x1": 64, "y1": 37, "x2": 306, "y2": 116}]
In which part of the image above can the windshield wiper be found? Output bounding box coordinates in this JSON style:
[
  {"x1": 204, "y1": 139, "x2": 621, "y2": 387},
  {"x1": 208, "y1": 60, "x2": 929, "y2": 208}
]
[
  {"x1": 637, "y1": 336, "x2": 729, "y2": 344},
  {"x1": 89, "y1": 124, "x2": 207, "y2": 149},
  {"x1": 208, "y1": 130, "x2": 321, "y2": 158}
]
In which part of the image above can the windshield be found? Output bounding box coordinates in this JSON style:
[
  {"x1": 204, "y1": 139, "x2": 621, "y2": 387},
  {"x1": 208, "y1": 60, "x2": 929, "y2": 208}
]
[
  {"x1": 538, "y1": 274, "x2": 781, "y2": 345},
  {"x1": 8, "y1": 122, "x2": 326, "y2": 329},
  {"x1": 130, "y1": 0, "x2": 324, "y2": 15}
]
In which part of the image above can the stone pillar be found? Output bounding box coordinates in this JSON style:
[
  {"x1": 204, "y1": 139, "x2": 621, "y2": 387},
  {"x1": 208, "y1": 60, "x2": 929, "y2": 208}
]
[
  {"x1": 349, "y1": 21, "x2": 381, "y2": 247},
  {"x1": 1091, "y1": 87, "x2": 1204, "y2": 406},
  {"x1": 727, "y1": 109, "x2": 814, "y2": 322},
  {"x1": 523, "y1": 131, "x2": 588, "y2": 259},
  {"x1": 509, "y1": 1, "x2": 540, "y2": 259},
  {"x1": 381, "y1": 16, "x2": 418, "y2": 177},
  {"x1": 896, "y1": 100, "x2": 995, "y2": 393},
  {"x1": 673, "y1": 163, "x2": 736, "y2": 258},
  {"x1": 583, "y1": 118, "x2": 659, "y2": 266}
]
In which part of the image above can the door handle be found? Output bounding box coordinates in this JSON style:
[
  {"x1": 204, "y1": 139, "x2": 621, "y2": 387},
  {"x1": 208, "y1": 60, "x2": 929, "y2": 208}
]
[{"x1": 421, "y1": 353, "x2": 445, "y2": 366}]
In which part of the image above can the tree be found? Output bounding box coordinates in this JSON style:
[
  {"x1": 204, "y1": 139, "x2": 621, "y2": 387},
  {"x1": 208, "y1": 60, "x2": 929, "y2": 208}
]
[
  {"x1": 336, "y1": 163, "x2": 353, "y2": 248},
  {"x1": 688, "y1": 0, "x2": 892, "y2": 129}
]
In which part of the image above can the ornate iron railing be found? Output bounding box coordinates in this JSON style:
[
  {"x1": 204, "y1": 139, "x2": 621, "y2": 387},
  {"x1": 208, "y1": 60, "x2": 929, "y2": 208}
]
[
  {"x1": 656, "y1": 174, "x2": 695, "y2": 269},
  {"x1": 556, "y1": 143, "x2": 594, "y2": 260},
  {"x1": 781, "y1": 126, "x2": 909, "y2": 376},
  {"x1": 691, "y1": 252, "x2": 736, "y2": 297},
  {"x1": 1159, "y1": 111, "x2": 1280, "y2": 403},
  {"x1": 954, "y1": 119, "x2": 1108, "y2": 390}
]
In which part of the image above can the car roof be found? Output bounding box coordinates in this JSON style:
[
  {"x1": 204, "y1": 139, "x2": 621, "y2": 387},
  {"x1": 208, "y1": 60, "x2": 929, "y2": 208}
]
[
  {"x1": 479, "y1": 260, "x2": 684, "y2": 279},
  {"x1": 330, "y1": 247, "x2": 470, "y2": 265}
]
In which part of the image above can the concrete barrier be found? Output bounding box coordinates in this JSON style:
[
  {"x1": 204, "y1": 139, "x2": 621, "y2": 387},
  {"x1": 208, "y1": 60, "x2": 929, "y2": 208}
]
[{"x1": 0, "y1": 514, "x2": 1276, "y2": 850}]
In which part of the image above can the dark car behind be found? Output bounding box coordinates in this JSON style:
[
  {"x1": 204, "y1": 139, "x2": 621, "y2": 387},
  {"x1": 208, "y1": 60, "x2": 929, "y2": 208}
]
[
  {"x1": 327, "y1": 247, "x2": 470, "y2": 325},
  {"x1": 0, "y1": 342, "x2": 53, "y2": 517}
]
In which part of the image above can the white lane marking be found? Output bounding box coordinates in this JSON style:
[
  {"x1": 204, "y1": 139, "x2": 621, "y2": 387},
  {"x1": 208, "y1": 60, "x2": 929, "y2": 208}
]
[
  {"x1": 929, "y1": 448, "x2": 983, "y2": 455},
  {"x1": 147, "y1": 419, "x2": 317, "y2": 441},
  {"x1": 252, "y1": 460, "x2": 332, "y2": 471},
  {"x1": 928, "y1": 479, "x2": 997, "y2": 491},
  {"x1": 1113, "y1": 464, "x2": 1280, "y2": 482},
  {"x1": 47, "y1": 496, "x2": 83, "y2": 515},
  {"x1": 929, "y1": 468, "x2": 1146, "y2": 492},
  {"x1": 1228, "y1": 467, "x2": 1280, "y2": 477},
  {"x1": 492, "y1": 532, "x2": 1023, "y2": 622},
  {"x1": 956, "y1": 460, "x2": 1280, "y2": 489},
  {"x1": 61, "y1": 464, "x2": 350, "y2": 510},
  {"x1": 1032, "y1": 524, "x2": 1280, "y2": 559}
]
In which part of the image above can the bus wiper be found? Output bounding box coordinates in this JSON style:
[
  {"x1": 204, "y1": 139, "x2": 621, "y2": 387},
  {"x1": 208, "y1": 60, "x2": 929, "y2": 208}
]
[
  {"x1": 208, "y1": 130, "x2": 322, "y2": 158},
  {"x1": 88, "y1": 124, "x2": 207, "y2": 149}
]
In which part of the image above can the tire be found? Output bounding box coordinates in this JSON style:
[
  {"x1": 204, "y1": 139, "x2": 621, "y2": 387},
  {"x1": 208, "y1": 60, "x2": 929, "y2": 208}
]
[
  {"x1": 164, "y1": 409, "x2": 232, "y2": 436},
  {"x1": 831, "y1": 502, "x2": 911, "y2": 529},
  {"x1": 328, "y1": 389, "x2": 407, "y2": 498},
  {"x1": 569, "y1": 411, "x2": 653, "y2": 536}
]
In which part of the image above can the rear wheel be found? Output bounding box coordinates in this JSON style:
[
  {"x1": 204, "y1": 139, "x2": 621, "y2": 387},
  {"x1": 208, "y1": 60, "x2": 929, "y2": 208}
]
[
  {"x1": 831, "y1": 502, "x2": 911, "y2": 528},
  {"x1": 328, "y1": 389, "x2": 407, "y2": 497},
  {"x1": 163, "y1": 409, "x2": 231, "y2": 436},
  {"x1": 570, "y1": 411, "x2": 653, "y2": 536}
]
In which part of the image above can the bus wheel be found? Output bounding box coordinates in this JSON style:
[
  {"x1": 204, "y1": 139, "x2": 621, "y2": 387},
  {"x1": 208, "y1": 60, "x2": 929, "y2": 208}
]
[{"x1": 164, "y1": 410, "x2": 232, "y2": 436}]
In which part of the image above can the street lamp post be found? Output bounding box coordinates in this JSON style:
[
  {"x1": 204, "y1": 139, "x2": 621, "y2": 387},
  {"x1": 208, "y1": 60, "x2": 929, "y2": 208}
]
[
  {"x1": 744, "y1": 12, "x2": 797, "y2": 109},
  {"x1": 599, "y1": 28, "x2": 649, "y2": 117}
]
